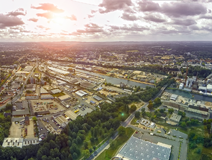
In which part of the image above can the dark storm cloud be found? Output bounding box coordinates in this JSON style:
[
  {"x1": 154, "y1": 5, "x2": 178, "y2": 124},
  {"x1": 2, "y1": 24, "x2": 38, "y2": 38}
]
[
  {"x1": 199, "y1": 15, "x2": 212, "y2": 19},
  {"x1": 137, "y1": 0, "x2": 207, "y2": 17},
  {"x1": 0, "y1": 14, "x2": 24, "y2": 29},
  {"x1": 31, "y1": 3, "x2": 64, "y2": 13},
  {"x1": 99, "y1": 0, "x2": 132, "y2": 13},
  {"x1": 7, "y1": 8, "x2": 26, "y2": 16},
  {"x1": 161, "y1": 2, "x2": 207, "y2": 17},
  {"x1": 121, "y1": 13, "x2": 139, "y2": 21},
  {"x1": 171, "y1": 18, "x2": 196, "y2": 26},
  {"x1": 36, "y1": 12, "x2": 53, "y2": 19},
  {"x1": 143, "y1": 14, "x2": 166, "y2": 23},
  {"x1": 66, "y1": 15, "x2": 77, "y2": 21},
  {"x1": 28, "y1": 18, "x2": 38, "y2": 22}
]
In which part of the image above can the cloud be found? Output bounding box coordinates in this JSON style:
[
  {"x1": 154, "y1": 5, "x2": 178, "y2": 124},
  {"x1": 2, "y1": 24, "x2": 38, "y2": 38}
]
[
  {"x1": 0, "y1": 14, "x2": 24, "y2": 29},
  {"x1": 110, "y1": 24, "x2": 148, "y2": 32},
  {"x1": 76, "y1": 23, "x2": 103, "y2": 34},
  {"x1": 161, "y1": 2, "x2": 207, "y2": 17},
  {"x1": 171, "y1": 18, "x2": 196, "y2": 26},
  {"x1": 36, "y1": 12, "x2": 53, "y2": 19},
  {"x1": 31, "y1": 3, "x2": 64, "y2": 13},
  {"x1": 137, "y1": 0, "x2": 160, "y2": 12},
  {"x1": 7, "y1": 8, "x2": 26, "y2": 16},
  {"x1": 199, "y1": 15, "x2": 212, "y2": 19},
  {"x1": 37, "y1": 25, "x2": 50, "y2": 30},
  {"x1": 88, "y1": 14, "x2": 94, "y2": 18},
  {"x1": 66, "y1": 15, "x2": 77, "y2": 21},
  {"x1": 137, "y1": 0, "x2": 207, "y2": 17},
  {"x1": 99, "y1": 0, "x2": 132, "y2": 13},
  {"x1": 121, "y1": 13, "x2": 139, "y2": 21},
  {"x1": 28, "y1": 18, "x2": 38, "y2": 22},
  {"x1": 143, "y1": 14, "x2": 166, "y2": 23}
]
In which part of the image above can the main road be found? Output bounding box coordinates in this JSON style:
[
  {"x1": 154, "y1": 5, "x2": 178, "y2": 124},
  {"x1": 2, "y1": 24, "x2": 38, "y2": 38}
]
[{"x1": 86, "y1": 84, "x2": 168, "y2": 160}]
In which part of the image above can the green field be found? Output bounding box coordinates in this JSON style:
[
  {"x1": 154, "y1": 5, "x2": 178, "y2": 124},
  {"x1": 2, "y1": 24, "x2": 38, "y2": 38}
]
[{"x1": 96, "y1": 128, "x2": 134, "y2": 160}]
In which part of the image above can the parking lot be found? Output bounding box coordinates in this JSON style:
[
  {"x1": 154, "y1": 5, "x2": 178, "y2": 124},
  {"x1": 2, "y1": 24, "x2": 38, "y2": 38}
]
[
  {"x1": 37, "y1": 118, "x2": 48, "y2": 138},
  {"x1": 72, "y1": 104, "x2": 93, "y2": 116}
]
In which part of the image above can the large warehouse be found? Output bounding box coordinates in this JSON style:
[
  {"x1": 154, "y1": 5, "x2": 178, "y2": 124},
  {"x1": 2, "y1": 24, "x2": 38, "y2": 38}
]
[{"x1": 115, "y1": 136, "x2": 171, "y2": 160}]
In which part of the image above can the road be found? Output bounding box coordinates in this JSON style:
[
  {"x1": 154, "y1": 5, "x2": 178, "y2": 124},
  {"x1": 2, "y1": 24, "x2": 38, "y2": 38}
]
[{"x1": 86, "y1": 84, "x2": 168, "y2": 160}]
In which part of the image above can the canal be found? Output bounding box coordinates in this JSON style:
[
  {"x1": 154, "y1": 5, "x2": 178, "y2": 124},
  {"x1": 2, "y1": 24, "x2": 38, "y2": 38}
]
[
  {"x1": 76, "y1": 69, "x2": 154, "y2": 88},
  {"x1": 166, "y1": 89, "x2": 212, "y2": 102}
]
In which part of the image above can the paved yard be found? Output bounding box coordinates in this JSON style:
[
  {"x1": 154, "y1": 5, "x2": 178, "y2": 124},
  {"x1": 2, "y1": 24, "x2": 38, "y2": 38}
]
[
  {"x1": 9, "y1": 122, "x2": 22, "y2": 138},
  {"x1": 25, "y1": 120, "x2": 35, "y2": 138}
]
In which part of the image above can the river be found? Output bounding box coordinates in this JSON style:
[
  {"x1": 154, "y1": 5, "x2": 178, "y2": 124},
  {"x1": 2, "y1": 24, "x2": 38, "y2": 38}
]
[
  {"x1": 166, "y1": 89, "x2": 212, "y2": 102},
  {"x1": 75, "y1": 69, "x2": 154, "y2": 88}
]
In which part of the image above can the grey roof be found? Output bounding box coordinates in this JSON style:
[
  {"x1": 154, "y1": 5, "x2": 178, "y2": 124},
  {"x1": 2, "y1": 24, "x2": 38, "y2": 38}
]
[
  {"x1": 93, "y1": 95, "x2": 102, "y2": 101},
  {"x1": 117, "y1": 136, "x2": 171, "y2": 160},
  {"x1": 12, "y1": 108, "x2": 30, "y2": 116},
  {"x1": 40, "y1": 94, "x2": 54, "y2": 99},
  {"x1": 51, "y1": 89, "x2": 61, "y2": 94}
]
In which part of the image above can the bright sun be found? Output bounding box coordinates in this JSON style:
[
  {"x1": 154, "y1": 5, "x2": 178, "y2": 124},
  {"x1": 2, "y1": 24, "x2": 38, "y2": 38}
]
[{"x1": 49, "y1": 15, "x2": 67, "y2": 32}]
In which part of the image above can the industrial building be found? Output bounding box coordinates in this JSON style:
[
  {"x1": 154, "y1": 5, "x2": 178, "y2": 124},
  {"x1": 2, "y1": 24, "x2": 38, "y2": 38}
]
[
  {"x1": 75, "y1": 90, "x2": 87, "y2": 97},
  {"x1": 93, "y1": 95, "x2": 102, "y2": 101},
  {"x1": 26, "y1": 84, "x2": 36, "y2": 92},
  {"x1": 51, "y1": 89, "x2": 62, "y2": 94},
  {"x1": 54, "y1": 115, "x2": 68, "y2": 128},
  {"x1": 170, "y1": 94, "x2": 178, "y2": 101},
  {"x1": 2, "y1": 138, "x2": 39, "y2": 148},
  {"x1": 169, "y1": 113, "x2": 182, "y2": 124},
  {"x1": 115, "y1": 136, "x2": 171, "y2": 160},
  {"x1": 12, "y1": 100, "x2": 30, "y2": 117},
  {"x1": 179, "y1": 83, "x2": 184, "y2": 89},
  {"x1": 58, "y1": 94, "x2": 71, "y2": 101},
  {"x1": 47, "y1": 66, "x2": 69, "y2": 75}
]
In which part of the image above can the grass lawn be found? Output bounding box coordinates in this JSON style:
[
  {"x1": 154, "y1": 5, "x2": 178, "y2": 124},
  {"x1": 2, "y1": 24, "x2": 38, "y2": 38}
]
[
  {"x1": 95, "y1": 127, "x2": 134, "y2": 160},
  {"x1": 52, "y1": 92, "x2": 65, "y2": 97},
  {"x1": 131, "y1": 117, "x2": 139, "y2": 125},
  {"x1": 187, "y1": 144, "x2": 203, "y2": 160}
]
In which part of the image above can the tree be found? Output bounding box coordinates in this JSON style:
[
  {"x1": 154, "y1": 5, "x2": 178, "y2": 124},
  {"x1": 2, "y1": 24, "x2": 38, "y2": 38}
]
[
  {"x1": 141, "y1": 108, "x2": 146, "y2": 116},
  {"x1": 83, "y1": 149, "x2": 90, "y2": 159},
  {"x1": 118, "y1": 126, "x2": 126, "y2": 136},
  {"x1": 32, "y1": 116, "x2": 37, "y2": 121},
  {"x1": 168, "y1": 108, "x2": 174, "y2": 114},
  {"x1": 154, "y1": 98, "x2": 161, "y2": 106},
  {"x1": 83, "y1": 141, "x2": 88, "y2": 149},
  {"x1": 180, "y1": 122, "x2": 187, "y2": 128},
  {"x1": 135, "y1": 111, "x2": 140, "y2": 119},
  {"x1": 130, "y1": 105, "x2": 136, "y2": 112},
  {"x1": 147, "y1": 100, "x2": 153, "y2": 110}
]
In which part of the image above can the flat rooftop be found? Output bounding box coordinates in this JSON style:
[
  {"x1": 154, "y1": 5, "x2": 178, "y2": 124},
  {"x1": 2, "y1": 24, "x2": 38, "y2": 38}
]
[
  {"x1": 170, "y1": 113, "x2": 182, "y2": 122},
  {"x1": 116, "y1": 136, "x2": 171, "y2": 160}
]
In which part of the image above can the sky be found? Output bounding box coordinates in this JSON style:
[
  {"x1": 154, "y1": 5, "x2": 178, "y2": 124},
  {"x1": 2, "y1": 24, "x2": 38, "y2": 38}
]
[{"x1": 1, "y1": 0, "x2": 212, "y2": 42}]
